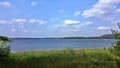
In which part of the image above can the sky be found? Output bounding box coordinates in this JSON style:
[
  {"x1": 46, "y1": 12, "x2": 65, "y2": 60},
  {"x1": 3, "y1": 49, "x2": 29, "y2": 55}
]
[{"x1": 0, "y1": 0, "x2": 120, "y2": 38}]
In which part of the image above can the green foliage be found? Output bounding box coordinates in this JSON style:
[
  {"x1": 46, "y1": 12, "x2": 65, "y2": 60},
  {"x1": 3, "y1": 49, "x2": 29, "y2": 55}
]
[
  {"x1": 0, "y1": 48, "x2": 118, "y2": 68},
  {"x1": 0, "y1": 36, "x2": 8, "y2": 41},
  {"x1": 0, "y1": 36, "x2": 11, "y2": 61},
  {"x1": 111, "y1": 23, "x2": 120, "y2": 56}
]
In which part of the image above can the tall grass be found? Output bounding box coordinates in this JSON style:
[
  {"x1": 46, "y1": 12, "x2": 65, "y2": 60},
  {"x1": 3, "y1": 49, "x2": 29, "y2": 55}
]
[{"x1": 0, "y1": 48, "x2": 119, "y2": 68}]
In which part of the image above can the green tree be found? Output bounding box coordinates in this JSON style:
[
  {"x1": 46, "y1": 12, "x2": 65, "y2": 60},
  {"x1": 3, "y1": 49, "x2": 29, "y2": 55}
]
[
  {"x1": 0, "y1": 36, "x2": 12, "y2": 61},
  {"x1": 111, "y1": 23, "x2": 120, "y2": 56}
]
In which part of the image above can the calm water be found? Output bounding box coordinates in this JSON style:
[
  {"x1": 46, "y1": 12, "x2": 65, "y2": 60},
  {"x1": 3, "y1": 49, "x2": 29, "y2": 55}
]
[{"x1": 10, "y1": 39, "x2": 116, "y2": 52}]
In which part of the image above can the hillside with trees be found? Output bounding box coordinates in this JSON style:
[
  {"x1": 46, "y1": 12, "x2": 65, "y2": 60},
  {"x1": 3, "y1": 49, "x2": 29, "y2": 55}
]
[{"x1": 61, "y1": 34, "x2": 114, "y2": 39}]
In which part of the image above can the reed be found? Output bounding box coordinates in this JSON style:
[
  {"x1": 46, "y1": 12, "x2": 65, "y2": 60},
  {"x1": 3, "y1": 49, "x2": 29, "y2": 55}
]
[{"x1": 0, "y1": 48, "x2": 119, "y2": 68}]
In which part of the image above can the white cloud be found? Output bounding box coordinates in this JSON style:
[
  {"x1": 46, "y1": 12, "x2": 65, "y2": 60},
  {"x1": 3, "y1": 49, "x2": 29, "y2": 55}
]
[
  {"x1": 84, "y1": 21, "x2": 93, "y2": 26},
  {"x1": 48, "y1": 24, "x2": 65, "y2": 30},
  {"x1": 11, "y1": 28, "x2": 17, "y2": 32},
  {"x1": 97, "y1": 26, "x2": 111, "y2": 30},
  {"x1": 0, "y1": 20, "x2": 7, "y2": 24},
  {"x1": 48, "y1": 20, "x2": 93, "y2": 33},
  {"x1": 0, "y1": 1, "x2": 11, "y2": 7},
  {"x1": 12, "y1": 19, "x2": 26, "y2": 24},
  {"x1": 73, "y1": 21, "x2": 93, "y2": 29},
  {"x1": 31, "y1": 1, "x2": 38, "y2": 7},
  {"x1": 82, "y1": 0, "x2": 120, "y2": 22},
  {"x1": 50, "y1": 18, "x2": 59, "y2": 21},
  {"x1": 29, "y1": 19, "x2": 46, "y2": 24},
  {"x1": 0, "y1": 18, "x2": 46, "y2": 25},
  {"x1": 29, "y1": 19, "x2": 36, "y2": 23},
  {"x1": 64, "y1": 20, "x2": 80, "y2": 25},
  {"x1": 37, "y1": 19, "x2": 46, "y2": 24},
  {"x1": 74, "y1": 11, "x2": 81, "y2": 16}
]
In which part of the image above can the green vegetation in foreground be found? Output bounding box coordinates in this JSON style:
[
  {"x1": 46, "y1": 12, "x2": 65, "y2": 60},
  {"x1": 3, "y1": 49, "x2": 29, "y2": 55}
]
[
  {"x1": 0, "y1": 48, "x2": 119, "y2": 68},
  {"x1": 0, "y1": 36, "x2": 11, "y2": 61}
]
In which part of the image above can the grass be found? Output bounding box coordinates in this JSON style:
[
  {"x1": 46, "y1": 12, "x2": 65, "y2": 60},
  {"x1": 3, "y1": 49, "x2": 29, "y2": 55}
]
[{"x1": 0, "y1": 48, "x2": 120, "y2": 68}]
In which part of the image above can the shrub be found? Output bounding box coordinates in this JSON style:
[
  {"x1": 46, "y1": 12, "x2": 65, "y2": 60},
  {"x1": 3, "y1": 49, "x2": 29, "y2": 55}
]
[
  {"x1": 111, "y1": 23, "x2": 120, "y2": 56},
  {"x1": 0, "y1": 36, "x2": 12, "y2": 61}
]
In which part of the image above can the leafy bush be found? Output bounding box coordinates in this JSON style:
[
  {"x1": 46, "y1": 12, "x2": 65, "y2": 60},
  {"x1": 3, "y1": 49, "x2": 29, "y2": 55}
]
[
  {"x1": 111, "y1": 23, "x2": 120, "y2": 56},
  {"x1": 0, "y1": 36, "x2": 12, "y2": 61}
]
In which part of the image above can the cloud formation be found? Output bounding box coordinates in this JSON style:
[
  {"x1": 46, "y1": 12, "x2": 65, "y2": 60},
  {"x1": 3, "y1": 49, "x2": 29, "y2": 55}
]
[
  {"x1": 74, "y1": 11, "x2": 81, "y2": 17},
  {"x1": 72, "y1": 21, "x2": 93, "y2": 29},
  {"x1": 84, "y1": 22, "x2": 93, "y2": 26},
  {"x1": 82, "y1": 0, "x2": 120, "y2": 22},
  {"x1": 0, "y1": 1, "x2": 11, "y2": 7},
  {"x1": 97, "y1": 26, "x2": 111, "y2": 30},
  {"x1": 29, "y1": 19, "x2": 47, "y2": 24},
  {"x1": 12, "y1": 19, "x2": 27, "y2": 24},
  {"x1": 0, "y1": 18, "x2": 47, "y2": 26},
  {"x1": 50, "y1": 18, "x2": 59, "y2": 21},
  {"x1": 64, "y1": 20, "x2": 80, "y2": 25},
  {"x1": 0, "y1": 18, "x2": 47, "y2": 34},
  {"x1": 0, "y1": 20, "x2": 8, "y2": 24},
  {"x1": 49, "y1": 20, "x2": 93, "y2": 33}
]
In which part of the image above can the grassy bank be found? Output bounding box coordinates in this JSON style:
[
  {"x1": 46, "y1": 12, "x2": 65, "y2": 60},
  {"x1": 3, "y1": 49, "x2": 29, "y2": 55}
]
[{"x1": 0, "y1": 48, "x2": 120, "y2": 68}]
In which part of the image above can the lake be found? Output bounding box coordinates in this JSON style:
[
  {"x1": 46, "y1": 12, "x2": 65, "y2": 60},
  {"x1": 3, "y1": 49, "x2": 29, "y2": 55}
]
[{"x1": 10, "y1": 38, "x2": 116, "y2": 52}]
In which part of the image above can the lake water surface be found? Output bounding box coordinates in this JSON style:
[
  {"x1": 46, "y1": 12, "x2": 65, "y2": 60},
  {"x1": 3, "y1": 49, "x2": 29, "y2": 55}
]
[{"x1": 10, "y1": 39, "x2": 116, "y2": 52}]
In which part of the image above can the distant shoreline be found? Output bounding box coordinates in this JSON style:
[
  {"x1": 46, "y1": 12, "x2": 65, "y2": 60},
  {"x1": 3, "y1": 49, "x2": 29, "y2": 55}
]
[
  {"x1": 9, "y1": 34, "x2": 115, "y2": 39},
  {"x1": 10, "y1": 38, "x2": 115, "y2": 39},
  {"x1": 10, "y1": 34, "x2": 115, "y2": 39}
]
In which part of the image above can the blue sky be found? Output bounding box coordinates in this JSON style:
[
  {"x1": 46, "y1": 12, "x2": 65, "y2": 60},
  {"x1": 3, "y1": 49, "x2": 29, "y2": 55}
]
[{"x1": 0, "y1": 0, "x2": 120, "y2": 38}]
